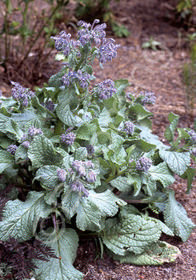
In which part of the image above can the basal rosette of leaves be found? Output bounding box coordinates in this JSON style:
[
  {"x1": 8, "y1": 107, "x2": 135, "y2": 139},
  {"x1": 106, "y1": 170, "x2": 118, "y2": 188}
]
[{"x1": 0, "y1": 19, "x2": 195, "y2": 279}]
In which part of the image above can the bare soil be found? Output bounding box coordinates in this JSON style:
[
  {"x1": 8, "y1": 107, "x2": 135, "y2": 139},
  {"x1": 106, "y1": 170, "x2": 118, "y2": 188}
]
[{"x1": 0, "y1": 0, "x2": 196, "y2": 279}]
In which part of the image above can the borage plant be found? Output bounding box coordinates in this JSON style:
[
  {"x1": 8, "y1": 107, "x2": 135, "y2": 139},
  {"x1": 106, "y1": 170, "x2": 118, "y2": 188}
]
[{"x1": 0, "y1": 19, "x2": 195, "y2": 280}]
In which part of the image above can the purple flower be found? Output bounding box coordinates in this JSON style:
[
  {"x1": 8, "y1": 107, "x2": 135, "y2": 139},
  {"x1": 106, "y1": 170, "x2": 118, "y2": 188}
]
[
  {"x1": 86, "y1": 144, "x2": 95, "y2": 155},
  {"x1": 72, "y1": 160, "x2": 86, "y2": 177},
  {"x1": 87, "y1": 170, "x2": 96, "y2": 183},
  {"x1": 51, "y1": 31, "x2": 80, "y2": 56},
  {"x1": 42, "y1": 100, "x2": 55, "y2": 112},
  {"x1": 123, "y1": 121, "x2": 134, "y2": 135},
  {"x1": 77, "y1": 19, "x2": 106, "y2": 46},
  {"x1": 140, "y1": 91, "x2": 156, "y2": 105},
  {"x1": 20, "y1": 134, "x2": 28, "y2": 142},
  {"x1": 11, "y1": 81, "x2": 35, "y2": 107},
  {"x1": 28, "y1": 126, "x2": 43, "y2": 137},
  {"x1": 61, "y1": 132, "x2": 76, "y2": 146},
  {"x1": 7, "y1": 144, "x2": 18, "y2": 155},
  {"x1": 98, "y1": 38, "x2": 120, "y2": 64},
  {"x1": 62, "y1": 70, "x2": 92, "y2": 89},
  {"x1": 95, "y1": 79, "x2": 116, "y2": 100},
  {"x1": 57, "y1": 169, "x2": 67, "y2": 182},
  {"x1": 84, "y1": 161, "x2": 94, "y2": 169},
  {"x1": 136, "y1": 156, "x2": 152, "y2": 172},
  {"x1": 70, "y1": 180, "x2": 89, "y2": 197},
  {"x1": 188, "y1": 130, "x2": 196, "y2": 143},
  {"x1": 22, "y1": 141, "x2": 30, "y2": 148}
]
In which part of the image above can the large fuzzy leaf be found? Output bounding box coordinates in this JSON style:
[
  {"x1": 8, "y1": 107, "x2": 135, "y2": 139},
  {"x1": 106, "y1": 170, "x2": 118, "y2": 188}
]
[
  {"x1": 0, "y1": 192, "x2": 52, "y2": 241},
  {"x1": 102, "y1": 214, "x2": 162, "y2": 256},
  {"x1": 28, "y1": 135, "x2": 64, "y2": 168},
  {"x1": 113, "y1": 241, "x2": 181, "y2": 265},
  {"x1": 163, "y1": 189, "x2": 195, "y2": 242},
  {"x1": 159, "y1": 149, "x2": 190, "y2": 176},
  {"x1": 34, "y1": 165, "x2": 60, "y2": 190},
  {"x1": 149, "y1": 162, "x2": 175, "y2": 188},
  {"x1": 110, "y1": 176, "x2": 133, "y2": 192},
  {"x1": 0, "y1": 150, "x2": 15, "y2": 173},
  {"x1": 35, "y1": 228, "x2": 83, "y2": 280},
  {"x1": 62, "y1": 190, "x2": 81, "y2": 220},
  {"x1": 56, "y1": 104, "x2": 81, "y2": 127},
  {"x1": 76, "y1": 190, "x2": 125, "y2": 231}
]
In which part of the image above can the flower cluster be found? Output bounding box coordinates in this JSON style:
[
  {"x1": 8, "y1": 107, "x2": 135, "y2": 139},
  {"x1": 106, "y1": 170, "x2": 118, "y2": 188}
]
[
  {"x1": 122, "y1": 121, "x2": 134, "y2": 135},
  {"x1": 188, "y1": 130, "x2": 196, "y2": 143},
  {"x1": 51, "y1": 31, "x2": 80, "y2": 56},
  {"x1": 61, "y1": 132, "x2": 76, "y2": 146},
  {"x1": 140, "y1": 91, "x2": 156, "y2": 105},
  {"x1": 42, "y1": 100, "x2": 55, "y2": 112},
  {"x1": 57, "y1": 169, "x2": 67, "y2": 183},
  {"x1": 56, "y1": 160, "x2": 97, "y2": 197},
  {"x1": 11, "y1": 81, "x2": 35, "y2": 107},
  {"x1": 94, "y1": 79, "x2": 116, "y2": 100},
  {"x1": 7, "y1": 144, "x2": 18, "y2": 155},
  {"x1": 98, "y1": 38, "x2": 120, "y2": 64},
  {"x1": 86, "y1": 144, "x2": 95, "y2": 155},
  {"x1": 136, "y1": 156, "x2": 152, "y2": 172},
  {"x1": 20, "y1": 126, "x2": 43, "y2": 148},
  {"x1": 77, "y1": 19, "x2": 106, "y2": 46},
  {"x1": 62, "y1": 70, "x2": 92, "y2": 89}
]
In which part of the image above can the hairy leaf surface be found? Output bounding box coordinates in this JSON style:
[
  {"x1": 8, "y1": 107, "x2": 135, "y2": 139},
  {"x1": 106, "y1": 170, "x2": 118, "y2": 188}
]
[
  {"x1": 35, "y1": 228, "x2": 83, "y2": 280},
  {"x1": 163, "y1": 189, "x2": 195, "y2": 242},
  {"x1": 0, "y1": 192, "x2": 51, "y2": 241}
]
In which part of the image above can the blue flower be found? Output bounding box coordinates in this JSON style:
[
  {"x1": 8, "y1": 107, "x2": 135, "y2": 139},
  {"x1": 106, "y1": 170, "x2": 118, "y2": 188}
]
[
  {"x1": 94, "y1": 79, "x2": 116, "y2": 100},
  {"x1": 7, "y1": 144, "x2": 18, "y2": 155},
  {"x1": 61, "y1": 132, "x2": 76, "y2": 146}
]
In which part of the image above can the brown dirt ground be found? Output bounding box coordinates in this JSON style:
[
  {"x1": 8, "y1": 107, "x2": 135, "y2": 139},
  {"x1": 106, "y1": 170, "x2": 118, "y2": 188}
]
[{"x1": 0, "y1": 0, "x2": 196, "y2": 279}]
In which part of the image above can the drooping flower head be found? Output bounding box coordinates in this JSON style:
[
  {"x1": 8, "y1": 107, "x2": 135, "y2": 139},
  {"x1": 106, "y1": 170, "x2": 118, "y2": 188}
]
[
  {"x1": 98, "y1": 38, "x2": 120, "y2": 64},
  {"x1": 57, "y1": 169, "x2": 67, "y2": 183},
  {"x1": 122, "y1": 121, "x2": 134, "y2": 135},
  {"x1": 11, "y1": 81, "x2": 35, "y2": 107},
  {"x1": 188, "y1": 130, "x2": 196, "y2": 143},
  {"x1": 94, "y1": 79, "x2": 116, "y2": 100},
  {"x1": 7, "y1": 144, "x2": 18, "y2": 155},
  {"x1": 140, "y1": 91, "x2": 156, "y2": 105},
  {"x1": 86, "y1": 144, "x2": 95, "y2": 155},
  {"x1": 136, "y1": 156, "x2": 152, "y2": 172},
  {"x1": 62, "y1": 70, "x2": 92, "y2": 89},
  {"x1": 51, "y1": 31, "x2": 80, "y2": 56},
  {"x1": 61, "y1": 132, "x2": 76, "y2": 146},
  {"x1": 77, "y1": 19, "x2": 106, "y2": 46}
]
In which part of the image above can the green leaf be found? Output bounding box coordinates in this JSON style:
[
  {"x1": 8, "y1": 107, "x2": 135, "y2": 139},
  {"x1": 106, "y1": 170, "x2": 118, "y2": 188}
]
[
  {"x1": 164, "y1": 113, "x2": 179, "y2": 143},
  {"x1": 76, "y1": 190, "x2": 125, "y2": 231},
  {"x1": 0, "y1": 192, "x2": 51, "y2": 241},
  {"x1": 74, "y1": 147, "x2": 87, "y2": 160},
  {"x1": 76, "y1": 196, "x2": 101, "y2": 231},
  {"x1": 98, "y1": 107, "x2": 113, "y2": 131},
  {"x1": 132, "y1": 139, "x2": 156, "y2": 152},
  {"x1": 129, "y1": 104, "x2": 153, "y2": 122},
  {"x1": 159, "y1": 150, "x2": 190, "y2": 176},
  {"x1": 181, "y1": 167, "x2": 196, "y2": 193},
  {"x1": 127, "y1": 173, "x2": 142, "y2": 196},
  {"x1": 163, "y1": 189, "x2": 195, "y2": 242},
  {"x1": 110, "y1": 176, "x2": 133, "y2": 192},
  {"x1": 56, "y1": 104, "x2": 81, "y2": 126},
  {"x1": 34, "y1": 165, "x2": 60, "y2": 190},
  {"x1": 15, "y1": 145, "x2": 28, "y2": 161},
  {"x1": 62, "y1": 190, "x2": 81, "y2": 219},
  {"x1": 113, "y1": 241, "x2": 181, "y2": 265},
  {"x1": 28, "y1": 135, "x2": 64, "y2": 168},
  {"x1": 35, "y1": 228, "x2": 83, "y2": 280},
  {"x1": 102, "y1": 213, "x2": 162, "y2": 256},
  {"x1": 149, "y1": 162, "x2": 175, "y2": 188},
  {"x1": 0, "y1": 150, "x2": 14, "y2": 173}
]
